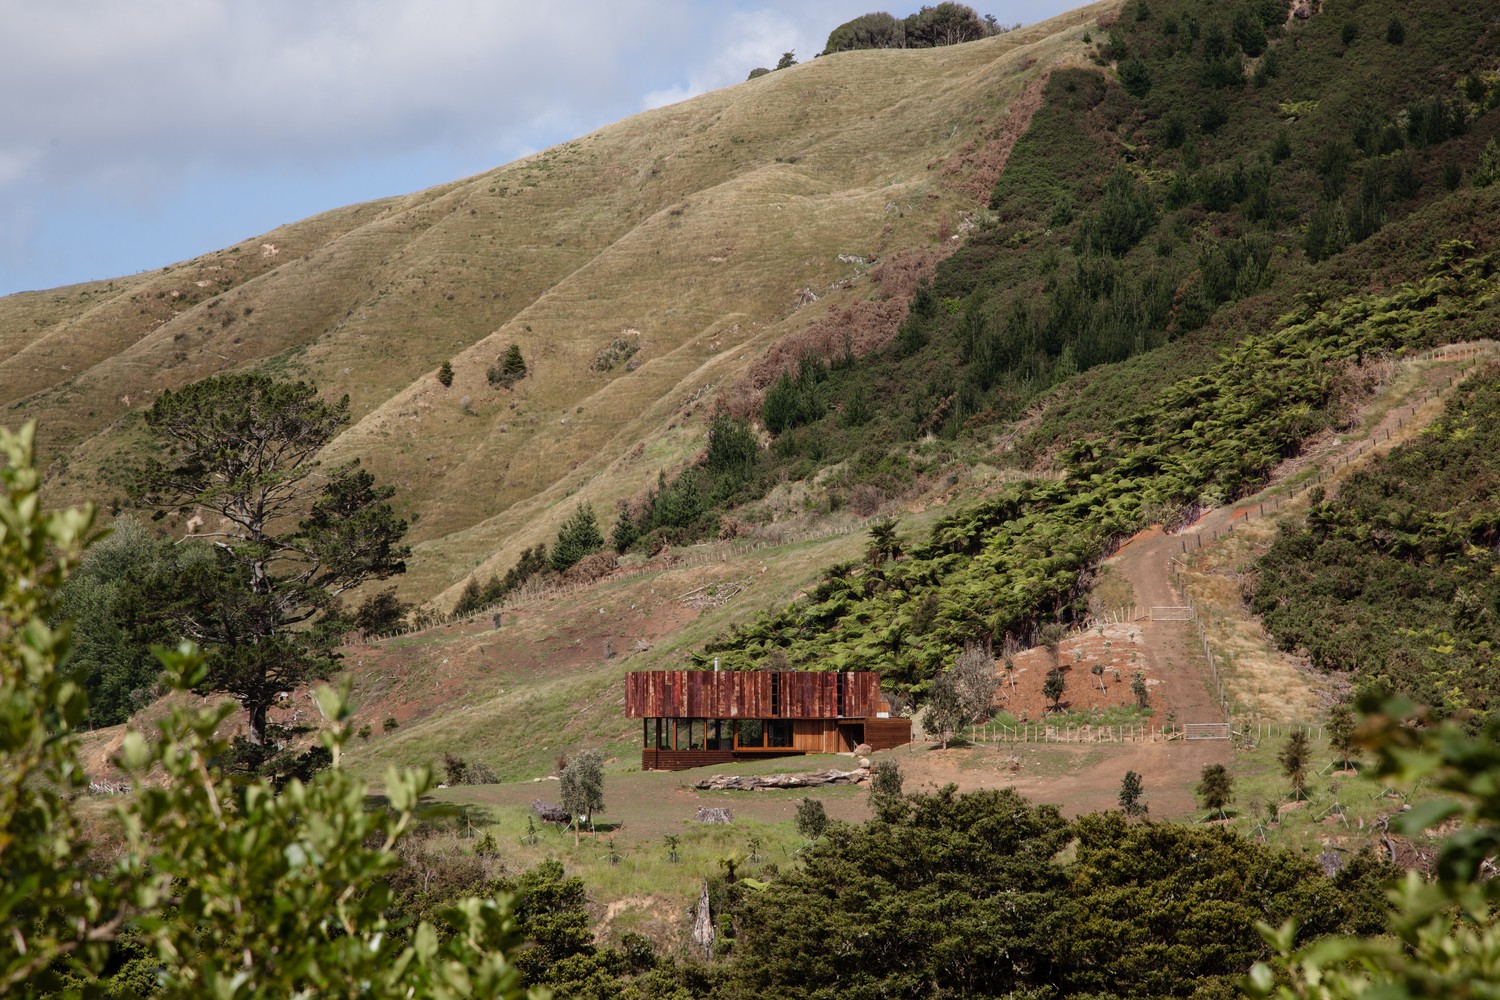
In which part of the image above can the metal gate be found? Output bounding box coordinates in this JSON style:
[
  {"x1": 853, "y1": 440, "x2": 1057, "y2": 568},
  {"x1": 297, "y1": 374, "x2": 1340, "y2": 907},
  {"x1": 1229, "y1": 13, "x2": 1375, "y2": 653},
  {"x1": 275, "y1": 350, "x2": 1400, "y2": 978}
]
[
  {"x1": 1183, "y1": 723, "x2": 1231, "y2": 740},
  {"x1": 1150, "y1": 606, "x2": 1194, "y2": 621}
]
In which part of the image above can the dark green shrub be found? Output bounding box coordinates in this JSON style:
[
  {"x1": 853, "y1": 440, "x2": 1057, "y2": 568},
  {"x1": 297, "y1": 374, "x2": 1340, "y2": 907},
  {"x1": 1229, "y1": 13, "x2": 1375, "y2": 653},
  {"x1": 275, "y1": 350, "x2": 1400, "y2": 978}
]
[
  {"x1": 443, "y1": 752, "x2": 499, "y2": 785},
  {"x1": 354, "y1": 587, "x2": 410, "y2": 634},
  {"x1": 437, "y1": 361, "x2": 454, "y2": 387},
  {"x1": 1077, "y1": 167, "x2": 1156, "y2": 256},
  {"x1": 487, "y1": 344, "x2": 528, "y2": 388},
  {"x1": 705, "y1": 408, "x2": 758, "y2": 483},
  {"x1": 822, "y1": 11, "x2": 900, "y2": 53},
  {"x1": 1199, "y1": 93, "x2": 1229, "y2": 133},
  {"x1": 1120, "y1": 58, "x2": 1151, "y2": 97},
  {"x1": 1231, "y1": 6, "x2": 1266, "y2": 56}
]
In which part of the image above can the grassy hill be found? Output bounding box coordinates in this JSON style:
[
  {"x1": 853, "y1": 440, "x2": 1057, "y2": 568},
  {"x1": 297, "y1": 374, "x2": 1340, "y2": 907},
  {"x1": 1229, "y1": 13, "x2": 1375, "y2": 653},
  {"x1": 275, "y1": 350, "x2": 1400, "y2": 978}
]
[
  {"x1": 23, "y1": 2, "x2": 1500, "y2": 991},
  {"x1": 0, "y1": 3, "x2": 1108, "y2": 607}
]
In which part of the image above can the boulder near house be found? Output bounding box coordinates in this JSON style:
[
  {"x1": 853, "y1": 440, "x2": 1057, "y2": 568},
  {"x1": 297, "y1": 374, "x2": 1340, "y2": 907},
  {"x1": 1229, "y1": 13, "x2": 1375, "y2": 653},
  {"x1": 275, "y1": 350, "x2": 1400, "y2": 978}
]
[{"x1": 626, "y1": 669, "x2": 911, "y2": 771}]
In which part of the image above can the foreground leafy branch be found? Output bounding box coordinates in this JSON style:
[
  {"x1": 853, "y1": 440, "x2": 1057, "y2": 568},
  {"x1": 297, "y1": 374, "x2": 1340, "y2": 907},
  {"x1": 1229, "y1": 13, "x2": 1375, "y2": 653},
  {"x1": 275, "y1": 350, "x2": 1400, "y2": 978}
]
[
  {"x1": 0, "y1": 420, "x2": 538, "y2": 998},
  {"x1": 1248, "y1": 699, "x2": 1500, "y2": 999}
]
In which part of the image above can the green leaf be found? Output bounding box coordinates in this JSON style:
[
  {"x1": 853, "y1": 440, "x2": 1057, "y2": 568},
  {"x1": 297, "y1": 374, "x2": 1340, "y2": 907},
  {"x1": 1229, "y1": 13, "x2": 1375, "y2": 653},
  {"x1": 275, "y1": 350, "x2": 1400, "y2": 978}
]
[{"x1": 1392, "y1": 797, "x2": 1463, "y2": 838}]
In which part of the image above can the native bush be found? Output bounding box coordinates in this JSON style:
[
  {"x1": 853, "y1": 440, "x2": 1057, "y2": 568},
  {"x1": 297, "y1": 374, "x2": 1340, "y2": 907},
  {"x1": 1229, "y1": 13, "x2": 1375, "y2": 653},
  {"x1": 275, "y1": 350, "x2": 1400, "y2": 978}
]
[{"x1": 488, "y1": 344, "x2": 528, "y2": 388}]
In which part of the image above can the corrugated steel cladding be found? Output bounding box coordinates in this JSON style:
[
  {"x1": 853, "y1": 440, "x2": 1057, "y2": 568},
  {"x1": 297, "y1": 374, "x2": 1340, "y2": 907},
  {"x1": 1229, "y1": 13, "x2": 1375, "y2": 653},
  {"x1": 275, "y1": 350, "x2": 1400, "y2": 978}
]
[{"x1": 625, "y1": 670, "x2": 888, "y2": 719}]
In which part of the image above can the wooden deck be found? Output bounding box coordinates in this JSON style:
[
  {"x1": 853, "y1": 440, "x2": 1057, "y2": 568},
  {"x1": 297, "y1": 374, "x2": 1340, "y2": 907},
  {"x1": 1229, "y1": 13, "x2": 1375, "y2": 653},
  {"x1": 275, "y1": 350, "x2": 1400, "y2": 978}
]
[{"x1": 640, "y1": 748, "x2": 805, "y2": 771}]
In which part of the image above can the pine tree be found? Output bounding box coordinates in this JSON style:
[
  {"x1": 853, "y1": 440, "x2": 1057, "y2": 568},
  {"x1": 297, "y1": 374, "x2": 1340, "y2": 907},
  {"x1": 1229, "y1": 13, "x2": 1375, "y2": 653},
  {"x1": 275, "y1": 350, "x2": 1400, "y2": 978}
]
[
  {"x1": 1119, "y1": 770, "x2": 1148, "y2": 818},
  {"x1": 488, "y1": 345, "x2": 528, "y2": 388},
  {"x1": 610, "y1": 499, "x2": 639, "y2": 554},
  {"x1": 550, "y1": 504, "x2": 603, "y2": 572},
  {"x1": 1197, "y1": 763, "x2": 1233, "y2": 819},
  {"x1": 1280, "y1": 730, "x2": 1312, "y2": 800},
  {"x1": 1328, "y1": 704, "x2": 1359, "y2": 771},
  {"x1": 437, "y1": 361, "x2": 454, "y2": 387},
  {"x1": 1043, "y1": 669, "x2": 1066, "y2": 712}
]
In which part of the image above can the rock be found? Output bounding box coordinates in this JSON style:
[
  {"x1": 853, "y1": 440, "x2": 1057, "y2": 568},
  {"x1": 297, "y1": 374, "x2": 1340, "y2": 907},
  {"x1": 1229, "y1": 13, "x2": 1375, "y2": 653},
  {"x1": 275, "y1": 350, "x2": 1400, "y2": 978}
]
[
  {"x1": 692, "y1": 766, "x2": 871, "y2": 792},
  {"x1": 853, "y1": 743, "x2": 873, "y2": 756},
  {"x1": 857, "y1": 757, "x2": 871, "y2": 768},
  {"x1": 695, "y1": 807, "x2": 734, "y2": 824}
]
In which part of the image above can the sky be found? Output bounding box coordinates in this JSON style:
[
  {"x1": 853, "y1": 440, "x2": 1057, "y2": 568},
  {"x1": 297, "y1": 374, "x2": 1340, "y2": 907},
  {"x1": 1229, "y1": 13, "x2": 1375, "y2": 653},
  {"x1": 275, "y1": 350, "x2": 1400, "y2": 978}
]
[{"x1": 0, "y1": 1, "x2": 1078, "y2": 297}]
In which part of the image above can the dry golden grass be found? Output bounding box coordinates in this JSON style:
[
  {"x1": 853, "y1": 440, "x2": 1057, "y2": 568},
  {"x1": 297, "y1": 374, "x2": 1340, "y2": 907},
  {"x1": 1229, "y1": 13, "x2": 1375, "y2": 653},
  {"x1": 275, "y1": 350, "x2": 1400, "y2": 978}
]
[
  {"x1": 1177, "y1": 517, "x2": 1331, "y2": 723},
  {"x1": 0, "y1": 4, "x2": 1114, "y2": 608}
]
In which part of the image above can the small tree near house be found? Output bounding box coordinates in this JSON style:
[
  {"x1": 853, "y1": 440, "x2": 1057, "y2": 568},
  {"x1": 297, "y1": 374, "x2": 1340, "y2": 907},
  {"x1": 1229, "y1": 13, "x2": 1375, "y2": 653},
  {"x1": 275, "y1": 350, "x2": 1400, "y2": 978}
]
[
  {"x1": 870, "y1": 759, "x2": 904, "y2": 819},
  {"x1": 952, "y1": 643, "x2": 997, "y2": 723},
  {"x1": 1197, "y1": 763, "x2": 1233, "y2": 820},
  {"x1": 1119, "y1": 770, "x2": 1148, "y2": 818},
  {"x1": 1328, "y1": 703, "x2": 1359, "y2": 771},
  {"x1": 1043, "y1": 669, "x2": 1067, "y2": 713},
  {"x1": 796, "y1": 798, "x2": 828, "y2": 845},
  {"x1": 560, "y1": 749, "x2": 605, "y2": 845},
  {"x1": 924, "y1": 671, "x2": 967, "y2": 749},
  {"x1": 1280, "y1": 729, "x2": 1312, "y2": 801}
]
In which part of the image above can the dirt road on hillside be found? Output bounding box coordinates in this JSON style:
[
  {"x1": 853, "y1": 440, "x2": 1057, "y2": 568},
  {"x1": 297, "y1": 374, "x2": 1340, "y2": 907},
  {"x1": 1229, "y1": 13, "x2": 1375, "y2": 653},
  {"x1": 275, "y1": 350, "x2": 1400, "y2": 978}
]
[{"x1": 1102, "y1": 343, "x2": 1500, "y2": 730}]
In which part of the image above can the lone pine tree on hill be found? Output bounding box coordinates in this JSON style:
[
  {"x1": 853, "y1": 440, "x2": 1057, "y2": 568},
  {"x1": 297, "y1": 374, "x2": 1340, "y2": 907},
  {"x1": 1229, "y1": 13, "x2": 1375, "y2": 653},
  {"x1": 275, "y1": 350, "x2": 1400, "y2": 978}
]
[
  {"x1": 1328, "y1": 703, "x2": 1359, "y2": 771},
  {"x1": 1119, "y1": 770, "x2": 1148, "y2": 818},
  {"x1": 138, "y1": 373, "x2": 409, "y2": 746}
]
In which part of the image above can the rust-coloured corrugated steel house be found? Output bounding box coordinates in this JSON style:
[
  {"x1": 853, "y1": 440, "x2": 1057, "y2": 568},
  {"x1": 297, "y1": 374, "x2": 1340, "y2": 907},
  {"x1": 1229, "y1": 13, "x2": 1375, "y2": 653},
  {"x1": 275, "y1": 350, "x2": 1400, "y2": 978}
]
[{"x1": 626, "y1": 669, "x2": 912, "y2": 770}]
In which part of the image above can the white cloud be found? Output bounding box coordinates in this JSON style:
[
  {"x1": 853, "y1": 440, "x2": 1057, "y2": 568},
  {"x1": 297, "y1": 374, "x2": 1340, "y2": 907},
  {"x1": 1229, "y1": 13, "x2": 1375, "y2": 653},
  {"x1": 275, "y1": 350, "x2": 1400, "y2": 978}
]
[
  {"x1": 0, "y1": 1, "x2": 673, "y2": 194},
  {"x1": 0, "y1": 0, "x2": 1079, "y2": 292}
]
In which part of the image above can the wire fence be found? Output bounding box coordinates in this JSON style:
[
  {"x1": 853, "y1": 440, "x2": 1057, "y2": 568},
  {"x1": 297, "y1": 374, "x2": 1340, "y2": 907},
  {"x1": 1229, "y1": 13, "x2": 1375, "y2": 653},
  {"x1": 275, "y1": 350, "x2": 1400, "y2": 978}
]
[{"x1": 1159, "y1": 343, "x2": 1500, "y2": 724}]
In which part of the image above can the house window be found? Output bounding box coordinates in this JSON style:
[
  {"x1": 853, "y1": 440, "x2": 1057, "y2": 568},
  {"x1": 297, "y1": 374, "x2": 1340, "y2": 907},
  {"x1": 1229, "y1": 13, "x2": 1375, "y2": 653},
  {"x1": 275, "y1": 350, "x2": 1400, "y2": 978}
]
[
  {"x1": 737, "y1": 718, "x2": 765, "y2": 748},
  {"x1": 836, "y1": 672, "x2": 847, "y2": 717},
  {"x1": 770, "y1": 672, "x2": 781, "y2": 717},
  {"x1": 768, "y1": 720, "x2": 793, "y2": 747}
]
